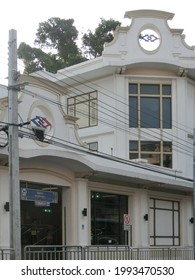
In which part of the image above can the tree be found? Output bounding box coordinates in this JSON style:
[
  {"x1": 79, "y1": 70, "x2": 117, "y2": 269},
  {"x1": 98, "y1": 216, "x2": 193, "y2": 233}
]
[
  {"x1": 82, "y1": 18, "x2": 121, "y2": 58},
  {"x1": 18, "y1": 42, "x2": 63, "y2": 74},
  {"x1": 34, "y1": 17, "x2": 85, "y2": 66},
  {"x1": 18, "y1": 17, "x2": 86, "y2": 74},
  {"x1": 18, "y1": 17, "x2": 121, "y2": 74}
]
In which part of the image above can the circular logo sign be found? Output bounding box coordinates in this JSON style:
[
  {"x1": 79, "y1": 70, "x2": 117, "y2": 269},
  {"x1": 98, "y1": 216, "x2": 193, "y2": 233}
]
[{"x1": 139, "y1": 28, "x2": 161, "y2": 52}]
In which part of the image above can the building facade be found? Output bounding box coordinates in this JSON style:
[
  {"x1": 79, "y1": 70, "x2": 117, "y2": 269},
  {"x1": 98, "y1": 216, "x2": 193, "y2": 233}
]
[{"x1": 0, "y1": 10, "x2": 195, "y2": 254}]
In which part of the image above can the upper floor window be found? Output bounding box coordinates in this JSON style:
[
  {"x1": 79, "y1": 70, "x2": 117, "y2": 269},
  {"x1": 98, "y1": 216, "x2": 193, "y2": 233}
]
[
  {"x1": 88, "y1": 141, "x2": 98, "y2": 152},
  {"x1": 67, "y1": 91, "x2": 98, "y2": 128},
  {"x1": 129, "y1": 83, "x2": 172, "y2": 128},
  {"x1": 129, "y1": 140, "x2": 172, "y2": 168}
]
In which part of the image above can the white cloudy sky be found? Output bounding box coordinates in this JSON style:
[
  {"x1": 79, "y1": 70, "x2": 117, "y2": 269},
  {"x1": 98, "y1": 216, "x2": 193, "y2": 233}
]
[{"x1": 1, "y1": 0, "x2": 195, "y2": 85}]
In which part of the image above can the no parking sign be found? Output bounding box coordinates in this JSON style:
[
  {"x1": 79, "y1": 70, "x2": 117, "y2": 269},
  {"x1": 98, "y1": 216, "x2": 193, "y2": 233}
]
[{"x1": 123, "y1": 214, "x2": 131, "y2": 231}]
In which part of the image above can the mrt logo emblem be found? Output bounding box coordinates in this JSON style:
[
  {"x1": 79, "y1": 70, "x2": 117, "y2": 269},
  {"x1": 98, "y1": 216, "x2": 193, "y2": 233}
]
[{"x1": 31, "y1": 116, "x2": 52, "y2": 129}]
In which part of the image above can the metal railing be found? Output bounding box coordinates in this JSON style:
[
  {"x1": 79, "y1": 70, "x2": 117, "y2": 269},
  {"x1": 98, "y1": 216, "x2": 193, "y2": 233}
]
[
  {"x1": 23, "y1": 245, "x2": 195, "y2": 260},
  {"x1": 0, "y1": 248, "x2": 15, "y2": 260},
  {"x1": 24, "y1": 245, "x2": 83, "y2": 260}
]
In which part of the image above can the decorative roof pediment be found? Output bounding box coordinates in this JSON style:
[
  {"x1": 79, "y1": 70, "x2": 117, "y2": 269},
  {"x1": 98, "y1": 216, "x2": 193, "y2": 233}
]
[
  {"x1": 102, "y1": 10, "x2": 195, "y2": 69},
  {"x1": 52, "y1": 9, "x2": 195, "y2": 84}
]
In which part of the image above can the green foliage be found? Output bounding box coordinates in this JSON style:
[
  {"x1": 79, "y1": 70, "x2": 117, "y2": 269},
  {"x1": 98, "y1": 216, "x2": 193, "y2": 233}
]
[
  {"x1": 82, "y1": 18, "x2": 121, "y2": 58},
  {"x1": 18, "y1": 42, "x2": 62, "y2": 73},
  {"x1": 18, "y1": 17, "x2": 121, "y2": 74},
  {"x1": 34, "y1": 17, "x2": 85, "y2": 66}
]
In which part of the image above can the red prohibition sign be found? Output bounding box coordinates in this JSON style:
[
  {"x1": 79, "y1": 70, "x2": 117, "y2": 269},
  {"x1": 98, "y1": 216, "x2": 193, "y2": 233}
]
[{"x1": 124, "y1": 214, "x2": 130, "y2": 225}]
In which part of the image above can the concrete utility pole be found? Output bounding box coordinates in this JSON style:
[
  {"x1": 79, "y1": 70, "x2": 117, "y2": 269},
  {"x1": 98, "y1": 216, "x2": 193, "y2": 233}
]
[{"x1": 8, "y1": 29, "x2": 21, "y2": 259}]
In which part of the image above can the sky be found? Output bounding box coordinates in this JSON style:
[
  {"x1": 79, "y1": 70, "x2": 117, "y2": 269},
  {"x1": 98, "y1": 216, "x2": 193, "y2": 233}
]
[{"x1": 1, "y1": 0, "x2": 195, "y2": 86}]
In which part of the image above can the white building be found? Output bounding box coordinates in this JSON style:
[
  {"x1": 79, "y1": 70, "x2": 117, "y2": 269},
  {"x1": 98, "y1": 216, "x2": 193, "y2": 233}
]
[{"x1": 0, "y1": 10, "x2": 194, "y2": 257}]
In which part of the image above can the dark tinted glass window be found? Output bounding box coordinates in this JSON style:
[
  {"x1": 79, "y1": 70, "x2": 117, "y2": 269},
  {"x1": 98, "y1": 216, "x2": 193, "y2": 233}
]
[
  {"x1": 129, "y1": 96, "x2": 138, "y2": 127},
  {"x1": 129, "y1": 83, "x2": 138, "y2": 94},
  {"x1": 162, "y1": 84, "x2": 171, "y2": 95},
  {"x1": 140, "y1": 84, "x2": 160, "y2": 95},
  {"x1": 163, "y1": 98, "x2": 172, "y2": 128},
  {"x1": 91, "y1": 192, "x2": 128, "y2": 245},
  {"x1": 140, "y1": 97, "x2": 160, "y2": 128}
]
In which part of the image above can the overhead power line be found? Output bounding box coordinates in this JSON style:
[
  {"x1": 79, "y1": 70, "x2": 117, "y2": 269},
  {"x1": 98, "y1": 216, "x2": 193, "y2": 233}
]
[
  {"x1": 19, "y1": 125, "x2": 193, "y2": 183},
  {"x1": 21, "y1": 70, "x2": 193, "y2": 157},
  {"x1": 22, "y1": 86, "x2": 193, "y2": 158},
  {"x1": 35, "y1": 69, "x2": 193, "y2": 144}
]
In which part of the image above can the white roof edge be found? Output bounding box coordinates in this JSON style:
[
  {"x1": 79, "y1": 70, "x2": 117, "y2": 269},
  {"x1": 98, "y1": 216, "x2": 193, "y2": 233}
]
[
  {"x1": 57, "y1": 56, "x2": 104, "y2": 75},
  {"x1": 124, "y1": 9, "x2": 174, "y2": 20}
]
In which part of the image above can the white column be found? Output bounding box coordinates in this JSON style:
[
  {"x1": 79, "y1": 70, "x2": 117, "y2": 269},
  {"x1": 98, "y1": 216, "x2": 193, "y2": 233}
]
[
  {"x1": 114, "y1": 75, "x2": 128, "y2": 159},
  {"x1": 75, "y1": 178, "x2": 89, "y2": 246},
  {"x1": 132, "y1": 189, "x2": 149, "y2": 247},
  {"x1": 61, "y1": 186, "x2": 75, "y2": 246},
  {"x1": 181, "y1": 196, "x2": 193, "y2": 246}
]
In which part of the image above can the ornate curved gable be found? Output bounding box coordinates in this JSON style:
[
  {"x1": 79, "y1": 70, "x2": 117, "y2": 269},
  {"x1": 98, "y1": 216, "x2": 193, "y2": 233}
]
[{"x1": 102, "y1": 9, "x2": 195, "y2": 77}]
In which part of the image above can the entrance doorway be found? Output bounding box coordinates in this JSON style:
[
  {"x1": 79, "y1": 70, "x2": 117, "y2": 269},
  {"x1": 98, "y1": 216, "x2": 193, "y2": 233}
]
[
  {"x1": 91, "y1": 191, "x2": 128, "y2": 245},
  {"x1": 20, "y1": 182, "x2": 62, "y2": 247}
]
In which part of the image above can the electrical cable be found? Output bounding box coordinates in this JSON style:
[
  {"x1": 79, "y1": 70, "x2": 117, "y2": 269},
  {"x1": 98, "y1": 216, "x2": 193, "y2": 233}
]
[
  {"x1": 58, "y1": 66, "x2": 194, "y2": 134},
  {"x1": 35, "y1": 69, "x2": 194, "y2": 150},
  {"x1": 1, "y1": 72, "x2": 193, "y2": 158},
  {"x1": 1, "y1": 61, "x2": 194, "y2": 175},
  {"x1": 19, "y1": 125, "x2": 193, "y2": 183},
  {"x1": 0, "y1": 113, "x2": 193, "y2": 181},
  {"x1": 22, "y1": 74, "x2": 193, "y2": 158},
  {"x1": 22, "y1": 87, "x2": 193, "y2": 158}
]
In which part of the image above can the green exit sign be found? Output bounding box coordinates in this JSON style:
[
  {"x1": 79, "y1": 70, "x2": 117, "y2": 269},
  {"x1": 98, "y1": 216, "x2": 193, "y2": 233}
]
[{"x1": 43, "y1": 208, "x2": 52, "y2": 213}]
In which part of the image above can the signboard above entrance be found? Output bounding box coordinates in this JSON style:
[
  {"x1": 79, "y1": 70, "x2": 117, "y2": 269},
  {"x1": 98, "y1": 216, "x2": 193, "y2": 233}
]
[{"x1": 21, "y1": 188, "x2": 58, "y2": 205}]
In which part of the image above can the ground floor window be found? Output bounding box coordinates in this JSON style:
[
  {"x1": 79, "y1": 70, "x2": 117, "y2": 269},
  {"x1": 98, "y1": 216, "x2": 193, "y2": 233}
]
[
  {"x1": 149, "y1": 198, "x2": 180, "y2": 246},
  {"x1": 91, "y1": 191, "x2": 128, "y2": 245}
]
